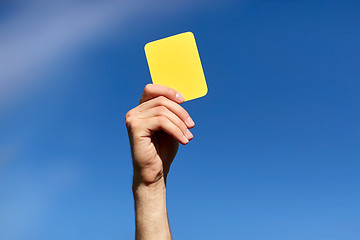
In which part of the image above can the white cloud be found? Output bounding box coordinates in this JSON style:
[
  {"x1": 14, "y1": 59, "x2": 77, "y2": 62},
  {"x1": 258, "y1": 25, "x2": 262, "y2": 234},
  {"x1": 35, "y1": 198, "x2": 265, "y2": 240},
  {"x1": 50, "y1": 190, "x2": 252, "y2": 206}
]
[{"x1": 0, "y1": 0, "x2": 213, "y2": 109}]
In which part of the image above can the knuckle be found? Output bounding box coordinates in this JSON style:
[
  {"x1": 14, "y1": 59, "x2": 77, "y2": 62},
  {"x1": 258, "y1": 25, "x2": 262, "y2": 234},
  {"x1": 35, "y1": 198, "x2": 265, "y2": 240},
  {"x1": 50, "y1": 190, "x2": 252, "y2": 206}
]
[
  {"x1": 157, "y1": 106, "x2": 167, "y2": 115},
  {"x1": 144, "y1": 84, "x2": 153, "y2": 93},
  {"x1": 125, "y1": 111, "x2": 132, "y2": 127},
  {"x1": 156, "y1": 96, "x2": 167, "y2": 105},
  {"x1": 125, "y1": 117, "x2": 133, "y2": 128},
  {"x1": 158, "y1": 115, "x2": 168, "y2": 124},
  {"x1": 125, "y1": 109, "x2": 133, "y2": 119},
  {"x1": 125, "y1": 118, "x2": 132, "y2": 128},
  {"x1": 125, "y1": 111, "x2": 139, "y2": 129},
  {"x1": 167, "y1": 88, "x2": 176, "y2": 97},
  {"x1": 125, "y1": 109, "x2": 136, "y2": 121},
  {"x1": 128, "y1": 119, "x2": 140, "y2": 129}
]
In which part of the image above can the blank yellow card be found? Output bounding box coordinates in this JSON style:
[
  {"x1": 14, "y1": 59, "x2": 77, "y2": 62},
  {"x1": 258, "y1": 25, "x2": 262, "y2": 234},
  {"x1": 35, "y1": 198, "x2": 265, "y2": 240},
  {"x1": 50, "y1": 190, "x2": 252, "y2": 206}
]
[{"x1": 144, "y1": 32, "x2": 208, "y2": 101}]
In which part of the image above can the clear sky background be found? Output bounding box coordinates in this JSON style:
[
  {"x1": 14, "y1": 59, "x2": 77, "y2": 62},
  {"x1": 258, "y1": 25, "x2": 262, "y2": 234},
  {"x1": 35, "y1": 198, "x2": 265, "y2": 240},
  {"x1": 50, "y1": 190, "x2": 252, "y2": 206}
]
[{"x1": 1, "y1": 0, "x2": 359, "y2": 239}]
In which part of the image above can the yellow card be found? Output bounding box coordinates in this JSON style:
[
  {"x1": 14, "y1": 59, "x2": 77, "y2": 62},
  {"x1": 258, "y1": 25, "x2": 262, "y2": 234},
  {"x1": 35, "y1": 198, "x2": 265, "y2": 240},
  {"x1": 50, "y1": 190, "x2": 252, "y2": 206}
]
[{"x1": 144, "y1": 32, "x2": 208, "y2": 101}]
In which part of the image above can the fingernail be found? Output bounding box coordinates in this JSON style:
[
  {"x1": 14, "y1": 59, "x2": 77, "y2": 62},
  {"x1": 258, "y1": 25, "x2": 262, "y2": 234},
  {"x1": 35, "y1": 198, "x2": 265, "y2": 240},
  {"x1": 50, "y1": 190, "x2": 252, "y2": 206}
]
[
  {"x1": 176, "y1": 92, "x2": 185, "y2": 103},
  {"x1": 185, "y1": 116, "x2": 195, "y2": 127},
  {"x1": 182, "y1": 135, "x2": 189, "y2": 144},
  {"x1": 185, "y1": 129, "x2": 193, "y2": 139}
]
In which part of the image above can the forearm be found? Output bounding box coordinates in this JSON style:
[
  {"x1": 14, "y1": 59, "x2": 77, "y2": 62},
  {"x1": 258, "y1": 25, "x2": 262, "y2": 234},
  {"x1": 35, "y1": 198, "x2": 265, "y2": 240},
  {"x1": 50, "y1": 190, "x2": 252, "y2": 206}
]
[
  {"x1": 133, "y1": 176, "x2": 171, "y2": 240},
  {"x1": 127, "y1": 84, "x2": 192, "y2": 239}
]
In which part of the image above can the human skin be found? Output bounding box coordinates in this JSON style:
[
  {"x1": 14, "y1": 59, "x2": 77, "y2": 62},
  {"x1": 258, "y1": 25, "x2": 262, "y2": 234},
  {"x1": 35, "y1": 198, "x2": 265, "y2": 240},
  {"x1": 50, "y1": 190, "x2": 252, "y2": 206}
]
[{"x1": 125, "y1": 84, "x2": 195, "y2": 240}]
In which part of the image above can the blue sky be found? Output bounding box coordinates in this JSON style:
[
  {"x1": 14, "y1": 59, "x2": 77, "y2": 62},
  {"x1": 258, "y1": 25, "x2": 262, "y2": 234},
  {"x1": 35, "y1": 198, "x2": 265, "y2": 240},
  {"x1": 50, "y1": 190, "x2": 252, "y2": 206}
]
[{"x1": 1, "y1": 0, "x2": 359, "y2": 239}]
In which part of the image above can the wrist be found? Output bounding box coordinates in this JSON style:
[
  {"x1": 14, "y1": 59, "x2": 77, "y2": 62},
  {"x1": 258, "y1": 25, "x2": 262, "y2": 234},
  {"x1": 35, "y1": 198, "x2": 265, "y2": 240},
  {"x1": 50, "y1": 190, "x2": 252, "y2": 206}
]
[
  {"x1": 132, "y1": 167, "x2": 168, "y2": 190},
  {"x1": 132, "y1": 173, "x2": 167, "y2": 197}
]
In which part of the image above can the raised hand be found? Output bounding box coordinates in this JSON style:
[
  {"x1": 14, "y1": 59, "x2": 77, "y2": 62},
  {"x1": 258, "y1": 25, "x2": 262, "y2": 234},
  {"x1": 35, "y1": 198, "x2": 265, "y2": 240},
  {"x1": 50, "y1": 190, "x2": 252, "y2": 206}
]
[{"x1": 126, "y1": 84, "x2": 195, "y2": 186}]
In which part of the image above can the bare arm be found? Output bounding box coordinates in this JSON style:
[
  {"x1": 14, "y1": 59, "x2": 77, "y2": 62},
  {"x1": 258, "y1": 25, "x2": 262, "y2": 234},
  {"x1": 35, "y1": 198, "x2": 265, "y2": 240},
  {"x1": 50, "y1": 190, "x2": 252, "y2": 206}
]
[{"x1": 126, "y1": 84, "x2": 194, "y2": 240}]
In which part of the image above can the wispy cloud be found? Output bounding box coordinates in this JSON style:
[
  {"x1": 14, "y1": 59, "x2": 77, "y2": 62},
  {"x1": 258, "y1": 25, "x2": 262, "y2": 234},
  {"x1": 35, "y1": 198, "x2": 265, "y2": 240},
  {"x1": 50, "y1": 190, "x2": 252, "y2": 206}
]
[
  {"x1": 0, "y1": 0, "x2": 213, "y2": 109},
  {"x1": 0, "y1": 1, "x2": 134, "y2": 107}
]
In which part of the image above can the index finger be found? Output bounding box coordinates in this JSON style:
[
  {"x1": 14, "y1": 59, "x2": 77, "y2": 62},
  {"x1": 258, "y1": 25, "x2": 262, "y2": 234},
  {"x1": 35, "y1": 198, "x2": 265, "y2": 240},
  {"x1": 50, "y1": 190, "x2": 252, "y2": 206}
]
[{"x1": 139, "y1": 84, "x2": 185, "y2": 105}]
